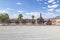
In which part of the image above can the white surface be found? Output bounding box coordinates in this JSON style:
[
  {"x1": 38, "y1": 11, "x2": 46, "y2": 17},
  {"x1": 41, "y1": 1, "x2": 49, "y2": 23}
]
[{"x1": 0, "y1": 26, "x2": 60, "y2": 40}]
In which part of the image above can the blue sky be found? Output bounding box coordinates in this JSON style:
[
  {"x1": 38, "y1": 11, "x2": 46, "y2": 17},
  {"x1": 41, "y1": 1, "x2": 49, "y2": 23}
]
[{"x1": 0, "y1": 0, "x2": 60, "y2": 19}]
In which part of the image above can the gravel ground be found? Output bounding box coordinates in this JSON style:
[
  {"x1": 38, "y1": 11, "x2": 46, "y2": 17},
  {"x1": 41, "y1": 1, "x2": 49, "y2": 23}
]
[{"x1": 0, "y1": 26, "x2": 60, "y2": 40}]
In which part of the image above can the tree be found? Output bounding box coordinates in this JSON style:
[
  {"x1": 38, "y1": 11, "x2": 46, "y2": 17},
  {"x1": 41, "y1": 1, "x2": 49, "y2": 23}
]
[
  {"x1": 0, "y1": 13, "x2": 9, "y2": 23},
  {"x1": 18, "y1": 14, "x2": 23, "y2": 23},
  {"x1": 0, "y1": 14, "x2": 3, "y2": 22},
  {"x1": 32, "y1": 15, "x2": 35, "y2": 19},
  {"x1": 31, "y1": 15, "x2": 35, "y2": 24}
]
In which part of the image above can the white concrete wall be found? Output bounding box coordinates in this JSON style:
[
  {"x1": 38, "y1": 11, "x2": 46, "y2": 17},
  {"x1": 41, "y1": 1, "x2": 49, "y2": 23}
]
[{"x1": 56, "y1": 19, "x2": 60, "y2": 25}]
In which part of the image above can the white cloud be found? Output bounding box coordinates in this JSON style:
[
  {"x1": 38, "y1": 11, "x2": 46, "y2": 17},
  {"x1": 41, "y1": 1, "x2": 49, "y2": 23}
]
[
  {"x1": 48, "y1": 4, "x2": 59, "y2": 8},
  {"x1": 37, "y1": 0, "x2": 42, "y2": 1},
  {"x1": 26, "y1": 12, "x2": 29, "y2": 15},
  {"x1": 48, "y1": 9, "x2": 54, "y2": 11},
  {"x1": 0, "y1": 8, "x2": 14, "y2": 13},
  {"x1": 25, "y1": 12, "x2": 57, "y2": 19},
  {"x1": 56, "y1": 9, "x2": 60, "y2": 12},
  {"x1": 48, "y1": 0, "x2": 55, "y2": 3},
  {"x1": 0, "y1": 9, "x2": 18, "y2": 19},
  {"x1": 0, "y1": 9, "x2": 58, "y2": 19},
  {"x1": 44, "y1": 2, "x2": 48, "y2": 4},
  {"x1": 6, "y1": 8, "x2": 14, "y2": 10},
  {"x1": 47, "y1": 0, "x2": 59, "y2": 13},
  {"x1": 18, "y1": 10, "x2": 22, "y2": 13},
  {"x1": 9, "y1": 14, "x2": 18, "y2": 19},
  {"x1": 0, "y1": 9, "x2": 23, "y2": 19},
  {"x1": 16, "y1": 2, "x2": 22, "y2": 5},
  {"x1": 0, "y1": 10, "x2": 9, "y2": 13},
  {"x1": 25, "y1": 12, "x2": 58, "y2": 19},
  {"x1": 43, "y1": 7, "x2": 46, "y2": 9},
  {"x1": 52, "y1": 2, "x2": 56, "y2": 4},
  {"x1": 43, "y1": 12, "x2": 57, "y2": 18},
  {"x1": 26, "y1": 12, "x2": 40, "y2": 16},
  {"x1": 57, "y1": 1, "x2": 59, "y2": 3},
  {"x1": 26, "y1": 12, "x2": 40, "y2": 19}
]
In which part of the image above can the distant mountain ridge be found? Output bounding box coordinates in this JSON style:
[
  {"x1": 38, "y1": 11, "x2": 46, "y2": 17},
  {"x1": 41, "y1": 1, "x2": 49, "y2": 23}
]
[{"x1": 55, "y1": 15, "x2": 60, "y2": 19}]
